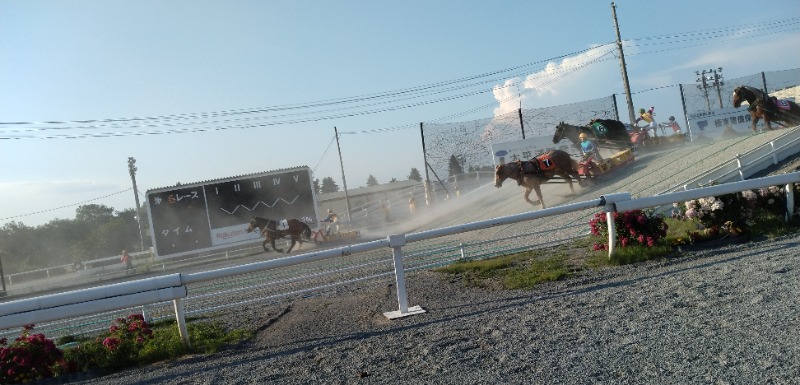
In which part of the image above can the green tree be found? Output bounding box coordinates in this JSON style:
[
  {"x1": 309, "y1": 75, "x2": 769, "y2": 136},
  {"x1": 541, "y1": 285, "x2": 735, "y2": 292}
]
[
  {"x1": 320, "y1": 177, "x2": 340, "y2": 193},
  {"x1": 366, "y1": 175, "x2": 378, "y2": 186},
  {"x1": 448, "y1": 155, "x2": 465, "y2": 177},
  {"x1": 408, "y1": 167, "x2": 422, "y2": 182},
  {"x1": 313, "y1": 179, "x2": 321, "y2": 194}
]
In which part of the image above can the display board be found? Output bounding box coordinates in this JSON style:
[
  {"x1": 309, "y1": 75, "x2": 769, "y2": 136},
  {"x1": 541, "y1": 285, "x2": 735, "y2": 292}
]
[{"x1": 145, "y1": 166, "x2": 317, "y2": 259}]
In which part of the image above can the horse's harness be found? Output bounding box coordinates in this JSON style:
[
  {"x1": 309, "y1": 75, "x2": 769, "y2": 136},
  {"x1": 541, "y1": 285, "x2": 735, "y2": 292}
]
[
  {"x1": 252, "y1": 218, "x2": 279, "y2": 239},
  {"x1": 513, "y1": 159, "x2": 544, "y2": 185}
]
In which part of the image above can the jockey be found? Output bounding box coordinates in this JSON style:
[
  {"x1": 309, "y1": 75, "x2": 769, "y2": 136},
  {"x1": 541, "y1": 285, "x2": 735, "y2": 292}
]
[
  {"x1": 579, "y1": 132, "x2": 602, "y2": 161},
  {"x1": 636, "y1": 107, "x2": 657, "y2": 136},
  {"x1": 320, "y1": 209, "x2": 338, "y2": 235}
]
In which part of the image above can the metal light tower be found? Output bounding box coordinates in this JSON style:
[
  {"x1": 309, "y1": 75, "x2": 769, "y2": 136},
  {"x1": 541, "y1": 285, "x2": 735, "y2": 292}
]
[{"x1": 128, "y1": 157, "x2": 145, "y2": 252}]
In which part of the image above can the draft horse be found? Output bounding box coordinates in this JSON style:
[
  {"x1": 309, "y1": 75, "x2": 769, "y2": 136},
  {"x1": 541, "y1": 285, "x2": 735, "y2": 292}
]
[
  {"x1": 733, "y1": 85, "x2": 800, "y2": 132},
  {"x1": 553, "y1": 119, "x2": 632, "y2": 151},
  {"x1": 246, "y1": 216, "x2": 312, "y2": 253},
  {"x1": 494, "y1": 149, "x2": 582, "y2": 209}
]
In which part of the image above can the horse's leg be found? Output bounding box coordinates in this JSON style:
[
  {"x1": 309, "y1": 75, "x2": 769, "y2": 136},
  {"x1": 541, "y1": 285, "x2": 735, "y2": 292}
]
[
  {"x1": 271, "y1": 238, "x2": 283, "y2": 253},
  {"x1": 285, "y1": 239, "x2": 296, "y2": 253},
  {"x1": 262, "y1": 238, "x2": 269, "y2": 252},
  {"x1": 525, "y1": 187, "x2": 542, "y2": 205},
  {"x1": 532, "y1": 183, "x2": 545, "y2": 210},
  {"x1": 751, "y1": 114, "x2": 760, "y2": 133}
]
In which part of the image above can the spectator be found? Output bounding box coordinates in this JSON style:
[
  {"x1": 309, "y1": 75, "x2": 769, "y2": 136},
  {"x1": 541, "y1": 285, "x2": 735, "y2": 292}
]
[{"x1": 121, "y1": 249, "x2": 135, "y2": 275}]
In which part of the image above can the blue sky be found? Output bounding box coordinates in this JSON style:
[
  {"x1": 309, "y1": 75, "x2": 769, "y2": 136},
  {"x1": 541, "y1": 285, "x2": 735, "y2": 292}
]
[{"x1": 2, "y1": 0, "x2": 799, "y2": 226}]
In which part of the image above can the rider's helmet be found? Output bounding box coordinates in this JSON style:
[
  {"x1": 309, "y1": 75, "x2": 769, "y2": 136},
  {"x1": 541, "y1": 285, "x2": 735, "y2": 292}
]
[
  {"x1": 327, "y1": 209, "x2": 333, "y2": 214},
  {"x1": 578, "y1": 132, "x2": 588, "y2": 140},
  {"x1": 669, "y1": 116, "x2": 675, "y2": 121},
  {"x1": 639, "y1": 108, "x2": 646, "y2": 114}
]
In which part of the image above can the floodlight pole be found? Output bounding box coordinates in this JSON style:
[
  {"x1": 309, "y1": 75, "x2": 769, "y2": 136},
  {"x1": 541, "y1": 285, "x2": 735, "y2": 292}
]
[{"x1": 128, "y1": 157, "x2": 145, "y2": 252}]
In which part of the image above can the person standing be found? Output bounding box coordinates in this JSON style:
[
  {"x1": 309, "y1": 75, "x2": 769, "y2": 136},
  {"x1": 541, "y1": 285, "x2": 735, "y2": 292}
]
[
  {"x1": 668, "y1": 116, "x2": 682, "y2": 134},
  {"x1": 121, "y1": 249, "x2": 135, "y2": 275}
]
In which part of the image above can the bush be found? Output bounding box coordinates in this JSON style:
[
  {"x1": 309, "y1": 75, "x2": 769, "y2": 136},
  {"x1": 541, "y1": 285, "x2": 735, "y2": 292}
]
[
  {"x1": 589, "y1": 209, "x2": 668, "y2": 251},
  {"x1": 672, "y1": 184, "x2": 799, "y2": 238},
  {"x1": 65, "y1": 314, "x2": 154, "y2": 373},
  {"x1": 0, "y1": 325, "x2": 73, "y2": 383}
]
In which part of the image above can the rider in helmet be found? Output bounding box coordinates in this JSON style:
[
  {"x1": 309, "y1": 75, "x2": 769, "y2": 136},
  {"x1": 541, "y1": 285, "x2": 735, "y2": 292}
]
[
  {"x1": 578, "y1": 132, "x2": 602, "y2": 177},
  {"x1": 578, "y1": 132, "x2": 601, "y2": 160}
]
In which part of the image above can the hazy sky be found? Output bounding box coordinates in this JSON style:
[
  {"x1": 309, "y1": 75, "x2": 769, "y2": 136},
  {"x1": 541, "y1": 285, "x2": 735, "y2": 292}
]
[{"x1": 2, "y1": 0, "x2": 799, "y2": 226}]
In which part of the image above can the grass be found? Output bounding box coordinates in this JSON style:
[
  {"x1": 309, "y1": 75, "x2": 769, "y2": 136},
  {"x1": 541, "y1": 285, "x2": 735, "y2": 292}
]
[
  {"x1": 435, "y1": 214, "x2": 799, "y2": 290},
  {"x1": 55, "y1": 317, "x2": 251, "y2": 377}
]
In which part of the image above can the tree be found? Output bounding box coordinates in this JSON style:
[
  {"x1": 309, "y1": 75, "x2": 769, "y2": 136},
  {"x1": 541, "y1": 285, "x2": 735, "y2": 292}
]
[
  {"x1": 408, "y1": 167, "x2": 422, "y2": 182},
  {"x1": 448, "y1": 155, "x2": 465, "y2": 177},
  {"x1": 320, "y1": 177, "x2": 340, "y2": 193},
  {"x1": 366, "y1": 175, "x2": 378, "y2": 186},
  {"x1": 313, "y1": 179, "x2": 321, "y2": 194}
]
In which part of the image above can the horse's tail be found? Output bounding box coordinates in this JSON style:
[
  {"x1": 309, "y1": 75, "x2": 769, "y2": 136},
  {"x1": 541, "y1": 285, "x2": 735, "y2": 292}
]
[{"x1": 302, "y1": 223, "x2": 312, "y2": 239}]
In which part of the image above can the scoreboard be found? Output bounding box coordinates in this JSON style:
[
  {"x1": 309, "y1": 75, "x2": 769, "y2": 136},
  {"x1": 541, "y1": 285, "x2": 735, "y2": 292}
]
[{"x1": 145, "y1": 166, "x2": 318, "y2": 259}]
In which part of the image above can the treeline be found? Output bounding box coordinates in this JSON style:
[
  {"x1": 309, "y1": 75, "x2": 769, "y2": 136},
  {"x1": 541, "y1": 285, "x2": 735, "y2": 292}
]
[{"x1": 0, "y1": 204, "x2": 149, "y2": 274}]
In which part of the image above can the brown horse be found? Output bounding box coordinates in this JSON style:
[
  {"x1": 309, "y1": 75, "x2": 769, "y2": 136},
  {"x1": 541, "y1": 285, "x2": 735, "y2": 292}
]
[
  {"x1": 246, "y1": 216, "x2": 312, "y2": 253},
  {"x1": 553, "y1": 120, "x2": 633, "y2": 151},
  {"x1": 733, "y1": 85, "x2": 800, "y2": 132},
  {"x1": 494, "y1": 150, "x2": 582, "y2": 209}
]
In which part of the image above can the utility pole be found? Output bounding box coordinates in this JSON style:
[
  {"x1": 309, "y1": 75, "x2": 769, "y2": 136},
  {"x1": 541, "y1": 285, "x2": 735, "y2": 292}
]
[
  {"x1": 420, "y1": 122, "x2": 432, "y2": 206},
  {"x1": 695, "y1": 67, "x2": 724, "y2": 111},
  {"x1": 334, "y1": 127, "x2": 353, "y2": 225},
  {"x1": 127, "y1": 157, "x2": 145, "y2": 252},
  {"x1": 611, "y1": 2, "x2": 636, "y2": 126}
]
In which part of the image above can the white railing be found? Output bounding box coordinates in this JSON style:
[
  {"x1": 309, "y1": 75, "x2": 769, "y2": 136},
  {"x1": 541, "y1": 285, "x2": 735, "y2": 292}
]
[
  {"x1": 1, "y1": 172, "x2": 798, "y2": 346},
  {"x1": 665, "y1": 125, "x2": 800, "y2": 192}
]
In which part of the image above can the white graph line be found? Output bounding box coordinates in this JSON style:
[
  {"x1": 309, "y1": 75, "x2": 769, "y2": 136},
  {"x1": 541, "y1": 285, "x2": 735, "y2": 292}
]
[{"x1": 219, "y1": 195, "x2": 300, "y2": 215}]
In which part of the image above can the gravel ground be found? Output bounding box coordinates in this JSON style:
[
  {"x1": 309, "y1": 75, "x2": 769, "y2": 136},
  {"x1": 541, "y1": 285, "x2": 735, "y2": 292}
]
[
  {"x1": 69, "y1": 232, "x2": 800, "y2": 385},
  {"x1": 55, "y1": 130, "x2": 800, "y2": 384}
]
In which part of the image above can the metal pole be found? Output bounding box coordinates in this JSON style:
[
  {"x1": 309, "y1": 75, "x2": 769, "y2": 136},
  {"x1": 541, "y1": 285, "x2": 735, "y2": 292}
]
[
  {"x1": 128, "y1": 157, "x2": 145, "y2": 252},
  {"x1": 334, "y1": 127, "x2": 353, "y2": 225},
  {"x1": 679, "y1": 84, "x2": 691, "y2": 141},
  {"x1": 611, "y1": 2, "x2": 636, "y2": 126},
  {"x1": 420, "y1": 122, "x2": 432, "y2": 206},
  {"x1": 518, "y1": 108, "x2": 525, "y2": 139}
]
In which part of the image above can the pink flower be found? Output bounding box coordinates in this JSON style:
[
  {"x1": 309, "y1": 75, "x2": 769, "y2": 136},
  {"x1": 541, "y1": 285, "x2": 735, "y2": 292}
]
[{"x1": 102, "y1": 337, "x2": 120, "y2": 351}]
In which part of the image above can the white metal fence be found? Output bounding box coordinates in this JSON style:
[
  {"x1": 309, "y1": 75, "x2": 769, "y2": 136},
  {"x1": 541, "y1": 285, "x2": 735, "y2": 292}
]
[{"x1": 1, "y1": 171, "x2": 798, "y2": 347}]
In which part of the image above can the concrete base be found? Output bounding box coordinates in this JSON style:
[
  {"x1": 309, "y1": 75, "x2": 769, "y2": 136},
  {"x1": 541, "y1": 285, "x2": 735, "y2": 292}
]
[{"x1": 383, "y1": 305, "x2": 426, "y2": 320}]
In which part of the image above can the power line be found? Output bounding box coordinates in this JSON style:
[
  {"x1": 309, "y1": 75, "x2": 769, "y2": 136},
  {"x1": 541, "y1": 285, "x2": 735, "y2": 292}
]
[{"x1": 0, "y1": 188, "x2": 132, "y2": 222}]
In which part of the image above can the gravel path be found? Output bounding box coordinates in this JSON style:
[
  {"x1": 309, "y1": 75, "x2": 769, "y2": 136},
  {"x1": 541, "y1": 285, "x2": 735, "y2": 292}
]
[
  {"x1": 71, "y1": 232, "x2": 800, "y2": 385},
  {"x1": 61, "y1": 131, "x2": 800, "y2": 384}
]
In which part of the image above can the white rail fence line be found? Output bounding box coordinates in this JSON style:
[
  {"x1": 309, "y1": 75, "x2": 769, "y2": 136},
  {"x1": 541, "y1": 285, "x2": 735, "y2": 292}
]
[
  {"x1": 1, "y1": 172, "x2": 798, "y2": 346},
  {"x1": 665, "y1": 125, "x2": 800, "y2": 193}
]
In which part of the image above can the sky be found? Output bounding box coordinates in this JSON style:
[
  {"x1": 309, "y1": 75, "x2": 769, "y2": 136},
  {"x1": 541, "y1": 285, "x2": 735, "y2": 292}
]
[{"x1": 1, "y1": 0, "x2": 799, "y2": 227}]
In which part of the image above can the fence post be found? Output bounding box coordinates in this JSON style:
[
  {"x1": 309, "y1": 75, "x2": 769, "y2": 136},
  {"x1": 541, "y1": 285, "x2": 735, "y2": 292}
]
[
  {"x1": 459, "y1": 243, "x2": 466, "y2": 259},
  {"x1": 735, "y1": 154, "x2": 744, "y2": 181},
  {"x1": 383, "y1": 234, "x2": 425, "y2": 320},
  {"x1": 173, "y1": 298, "x2": 191, "y2": 349},
  {"x1": 599, "y1": 193, "x2": 632, "y2": 259},
  {"x1": 787, "y1": 183, "x2": 795, "y2": 223},
  {"x1": 770, "y1": 141, "x2": 778, "y2": 165}
]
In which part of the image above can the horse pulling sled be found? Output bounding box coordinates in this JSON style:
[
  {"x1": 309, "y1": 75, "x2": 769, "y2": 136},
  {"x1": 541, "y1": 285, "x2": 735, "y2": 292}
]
[{"x1": 247, "y1": 216, "x2": 361, "y2": 253}]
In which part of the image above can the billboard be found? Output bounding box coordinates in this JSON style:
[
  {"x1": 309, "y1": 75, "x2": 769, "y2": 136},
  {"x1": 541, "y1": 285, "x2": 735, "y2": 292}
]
[
  {"x1": 145, "y1": 166, "x2": 317, "y2": 259},
  {"x1": 687, "y1": 107, "x2": 754, "y2": 140},
  {"x1": 490, "y1": 136, "x2": 579, "y2": 167}
]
